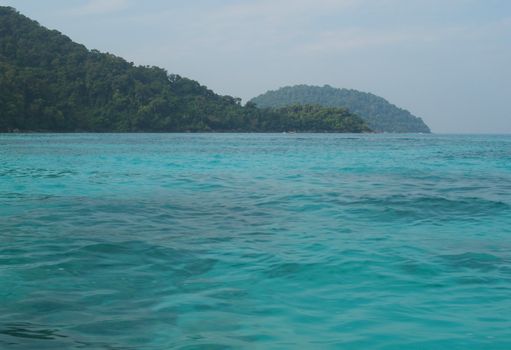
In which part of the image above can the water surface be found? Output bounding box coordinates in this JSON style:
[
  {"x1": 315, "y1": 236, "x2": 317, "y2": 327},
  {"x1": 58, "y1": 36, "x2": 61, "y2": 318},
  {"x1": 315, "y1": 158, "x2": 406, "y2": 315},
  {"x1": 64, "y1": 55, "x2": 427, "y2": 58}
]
[{"x1": 1, "y1": 133, "x2": 510, "y2": 349}]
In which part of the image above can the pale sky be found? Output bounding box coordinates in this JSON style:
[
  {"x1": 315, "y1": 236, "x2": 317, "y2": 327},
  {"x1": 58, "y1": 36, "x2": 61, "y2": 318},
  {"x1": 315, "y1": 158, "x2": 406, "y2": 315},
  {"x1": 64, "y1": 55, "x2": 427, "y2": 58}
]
[{"x1": 2, "y1": 0, "x2": 510, "y2": 133}]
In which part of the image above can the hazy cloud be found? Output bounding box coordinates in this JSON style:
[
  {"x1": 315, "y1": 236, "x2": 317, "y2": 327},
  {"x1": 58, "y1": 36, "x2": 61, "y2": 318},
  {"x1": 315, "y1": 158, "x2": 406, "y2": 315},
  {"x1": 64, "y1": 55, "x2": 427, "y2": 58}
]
[
  {"x1": 213, "y1": 0, "x2": 361, "y2": 21},
  {"x1": 297, "y1": 26, "x2": 472, "y2": 55},
  {"x1": 69, "y1": 0, "x2": 130, "y2": 15}
]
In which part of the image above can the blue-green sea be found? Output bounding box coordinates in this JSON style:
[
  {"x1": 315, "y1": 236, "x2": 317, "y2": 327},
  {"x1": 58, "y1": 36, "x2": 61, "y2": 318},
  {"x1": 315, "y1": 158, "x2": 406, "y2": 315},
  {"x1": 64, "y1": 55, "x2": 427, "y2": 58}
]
[{"x1": 1, "y1": 133, "x2": 510, "y2": 349}]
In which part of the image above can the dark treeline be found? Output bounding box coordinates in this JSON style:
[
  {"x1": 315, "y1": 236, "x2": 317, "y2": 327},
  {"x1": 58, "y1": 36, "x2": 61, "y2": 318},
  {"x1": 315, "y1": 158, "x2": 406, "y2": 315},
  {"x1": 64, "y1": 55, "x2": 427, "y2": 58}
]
[
  {"x1": 262, "y1": 104, "x2": 370, "y2": 133},
  {"x1": 251, "y1": 85, "x2": 431, "y2": 133},
  {"x1": 0, "y1": 7, "x2": 369, "y2": 133}
]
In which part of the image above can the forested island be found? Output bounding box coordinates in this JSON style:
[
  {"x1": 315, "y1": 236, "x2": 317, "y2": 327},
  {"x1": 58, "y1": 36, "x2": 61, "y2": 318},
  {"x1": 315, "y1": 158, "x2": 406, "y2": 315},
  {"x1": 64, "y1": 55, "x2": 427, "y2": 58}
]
[
  {"x1": 251, "y1": 85, "x2": 431, "y2": 133},
  {"x1": 0, "y1": 6, "x2": 429, "y2": 133}
]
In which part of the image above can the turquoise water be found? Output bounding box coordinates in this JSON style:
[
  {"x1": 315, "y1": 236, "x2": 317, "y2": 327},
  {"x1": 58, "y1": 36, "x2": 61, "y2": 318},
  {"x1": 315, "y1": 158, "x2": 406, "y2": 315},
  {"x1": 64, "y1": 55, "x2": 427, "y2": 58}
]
[{"x1": 1, "y1": 133, "x2": 510, "y2": 349}]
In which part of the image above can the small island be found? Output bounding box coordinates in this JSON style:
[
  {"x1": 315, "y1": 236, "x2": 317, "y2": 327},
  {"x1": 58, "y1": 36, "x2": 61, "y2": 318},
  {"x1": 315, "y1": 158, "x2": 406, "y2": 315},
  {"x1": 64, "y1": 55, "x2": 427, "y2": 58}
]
[{"x1": 251, "y1": 85, "x2": 431, "y2": 133}]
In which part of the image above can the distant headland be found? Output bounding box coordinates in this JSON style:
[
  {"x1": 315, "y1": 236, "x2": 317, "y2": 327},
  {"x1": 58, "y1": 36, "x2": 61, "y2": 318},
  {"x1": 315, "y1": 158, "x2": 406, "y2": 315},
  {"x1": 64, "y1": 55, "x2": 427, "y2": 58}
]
[{"x1": 251, "y1": 85, "x2": 430, "y2": 133}]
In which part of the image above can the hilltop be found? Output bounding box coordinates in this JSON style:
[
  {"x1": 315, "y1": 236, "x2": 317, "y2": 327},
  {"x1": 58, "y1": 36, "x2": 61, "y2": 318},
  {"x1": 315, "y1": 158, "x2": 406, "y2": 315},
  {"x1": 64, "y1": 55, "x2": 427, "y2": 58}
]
[{"x1": 250, "y1": 85, "x2": 431, "y2": 133}]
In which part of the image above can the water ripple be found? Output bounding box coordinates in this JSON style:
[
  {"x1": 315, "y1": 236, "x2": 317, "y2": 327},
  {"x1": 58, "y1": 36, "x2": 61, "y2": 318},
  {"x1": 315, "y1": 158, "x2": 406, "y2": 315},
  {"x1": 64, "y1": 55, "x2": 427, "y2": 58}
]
[{"x1": 1, "y1": 134, "x2": 511, "y2": 349}]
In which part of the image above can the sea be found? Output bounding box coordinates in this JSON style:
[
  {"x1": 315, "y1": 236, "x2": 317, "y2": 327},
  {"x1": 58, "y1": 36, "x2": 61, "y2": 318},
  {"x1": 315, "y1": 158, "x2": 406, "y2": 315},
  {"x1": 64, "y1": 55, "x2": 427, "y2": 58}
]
[{"x1": 1, "y1": 133, "x2": 510, "y2": 349}]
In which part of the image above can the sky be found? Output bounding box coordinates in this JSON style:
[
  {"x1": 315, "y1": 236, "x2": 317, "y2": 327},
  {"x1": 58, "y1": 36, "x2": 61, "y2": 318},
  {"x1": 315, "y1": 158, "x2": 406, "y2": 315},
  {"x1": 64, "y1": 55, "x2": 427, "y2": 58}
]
[{"x1": 1, "y1": 0, "x2": 510, "y2": 133}]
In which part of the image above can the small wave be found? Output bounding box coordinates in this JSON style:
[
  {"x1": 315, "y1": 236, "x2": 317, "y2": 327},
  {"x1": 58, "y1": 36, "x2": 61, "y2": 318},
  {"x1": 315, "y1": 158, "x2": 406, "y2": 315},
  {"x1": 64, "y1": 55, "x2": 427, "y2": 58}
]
[
  {"x1": 0, "y1": 322, "x2": 66, "y2": 340},
  {"x1": 438, "y1": 252, "x2": 507, "y2": 272}
]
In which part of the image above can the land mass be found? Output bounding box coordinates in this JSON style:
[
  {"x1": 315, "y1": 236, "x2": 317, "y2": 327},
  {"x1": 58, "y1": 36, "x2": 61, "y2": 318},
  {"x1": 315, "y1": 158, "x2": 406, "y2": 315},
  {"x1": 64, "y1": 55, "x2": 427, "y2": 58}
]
[
  {"x1": 251, "y1": 85, "x2": 431, "y2": 133},
  {"x1": 0, "y1": 7, "x2": 372, "y2": 133}
]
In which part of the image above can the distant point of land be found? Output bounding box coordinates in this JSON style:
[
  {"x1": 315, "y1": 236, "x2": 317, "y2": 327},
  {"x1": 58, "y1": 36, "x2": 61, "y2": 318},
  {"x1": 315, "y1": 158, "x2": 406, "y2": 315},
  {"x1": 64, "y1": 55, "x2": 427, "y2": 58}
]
[{"x1": 251, "y1": 85, "x2": 430, "y2": 133}]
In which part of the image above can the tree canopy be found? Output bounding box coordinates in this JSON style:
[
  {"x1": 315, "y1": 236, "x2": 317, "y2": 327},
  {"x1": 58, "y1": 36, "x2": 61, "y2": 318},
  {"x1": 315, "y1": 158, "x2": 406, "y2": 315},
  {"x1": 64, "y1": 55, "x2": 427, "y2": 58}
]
[
  {"x1": 0, "y1": 7, "x2": 369, "y2": 133},
  {"x1": 250, "y1": 85, "x2": 431, "y2": 133}
]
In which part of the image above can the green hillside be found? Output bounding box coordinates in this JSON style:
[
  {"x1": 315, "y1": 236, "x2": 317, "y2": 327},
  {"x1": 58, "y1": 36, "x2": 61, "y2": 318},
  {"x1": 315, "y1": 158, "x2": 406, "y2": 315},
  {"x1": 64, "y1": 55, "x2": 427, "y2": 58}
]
[
  {"x1": 0, "y1": 7, "x2": 369, "y2": 133},
  {"x1": 250, "y1": 85, "x2": 431, "y2": 133}
]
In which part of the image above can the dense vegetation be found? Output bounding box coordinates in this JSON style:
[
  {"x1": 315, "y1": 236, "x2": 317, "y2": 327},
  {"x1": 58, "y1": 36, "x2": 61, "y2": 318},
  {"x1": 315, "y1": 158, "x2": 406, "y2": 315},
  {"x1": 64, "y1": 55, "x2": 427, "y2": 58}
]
[
  {"x1": 250, "y1": 85, "x2": 431, "y2": 133},
  {"x1": 0, "y1": 7, "x2": 368, "y2": 133},
  {"x1": 263, "y1": 104, "x2": 369, "y2": 133}
]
